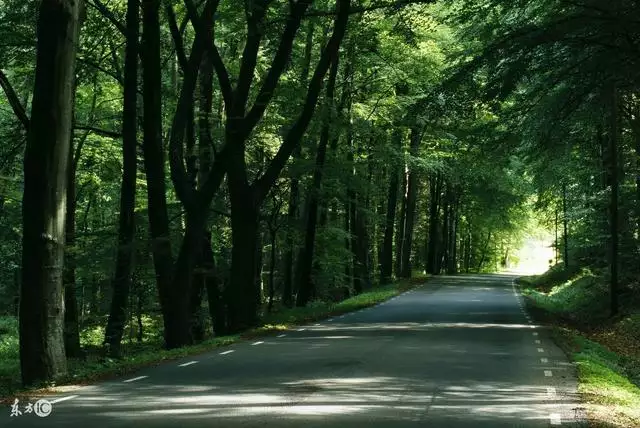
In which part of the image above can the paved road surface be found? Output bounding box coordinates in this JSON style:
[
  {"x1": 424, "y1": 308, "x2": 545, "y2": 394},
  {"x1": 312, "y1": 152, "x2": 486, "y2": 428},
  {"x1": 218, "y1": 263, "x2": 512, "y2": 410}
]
[{"x1": 4, "y1": 274, "x2": 585, "y2": 427}]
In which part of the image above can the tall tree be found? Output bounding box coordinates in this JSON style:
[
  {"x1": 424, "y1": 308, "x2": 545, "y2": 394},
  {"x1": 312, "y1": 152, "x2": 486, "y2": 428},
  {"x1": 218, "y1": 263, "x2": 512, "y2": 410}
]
[
  {"x1": 104, "y1": 0, "x2": 139, "y2": 356},
  {"x1": 20, "y1": 0, "x2": 84, "y2": 386}
]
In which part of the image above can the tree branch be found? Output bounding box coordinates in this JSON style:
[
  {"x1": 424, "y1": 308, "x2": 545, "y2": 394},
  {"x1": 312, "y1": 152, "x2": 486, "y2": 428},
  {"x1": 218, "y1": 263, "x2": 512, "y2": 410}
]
[
  {"x1": 0, "y1": 69, "x2": 29, "y2": 130},
  {"x1": 73, "y1": 124, "x2": 122, "y2": 138},
  {"x1": 166, "y1": 2, "x2": 188, "y2": 72},
  {"x1": 183, "y1": 0, "x2": 232, "y2": 111},
  {"x1": 254, "y1": 0, "x2": 351, "y2": 203},
  {"x1": 89, "y1": 0, "x2": 127, "y2": 36},
  {"x1": 244, "y1": 0, "x2": 314, "y2": 131}
]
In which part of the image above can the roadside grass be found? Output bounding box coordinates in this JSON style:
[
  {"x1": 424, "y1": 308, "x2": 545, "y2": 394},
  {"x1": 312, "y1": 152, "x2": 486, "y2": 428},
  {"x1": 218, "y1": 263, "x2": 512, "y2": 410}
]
[
  {"x1": 0, "y1": 274, "x2": 427, "y2": 402},
  {"x1": 517, "y1": 265, "x2": 640, "y2": 427}
]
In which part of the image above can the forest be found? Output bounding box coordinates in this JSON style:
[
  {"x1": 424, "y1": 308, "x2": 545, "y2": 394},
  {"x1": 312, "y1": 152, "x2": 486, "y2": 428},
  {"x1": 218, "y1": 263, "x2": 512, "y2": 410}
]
[{"x1": 0, "y1": 0, "x2": 639, "y2": 423}]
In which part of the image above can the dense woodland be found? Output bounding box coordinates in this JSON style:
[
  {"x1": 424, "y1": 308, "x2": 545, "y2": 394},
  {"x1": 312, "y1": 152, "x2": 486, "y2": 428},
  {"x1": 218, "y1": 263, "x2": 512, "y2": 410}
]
[{"x1": 0, "y1": 0, "x2": 638, "y2": 389}]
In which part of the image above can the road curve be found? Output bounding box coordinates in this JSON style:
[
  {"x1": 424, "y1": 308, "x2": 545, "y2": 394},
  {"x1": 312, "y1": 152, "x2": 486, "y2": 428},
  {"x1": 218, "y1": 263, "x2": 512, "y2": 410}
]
[{"x1": 4, "y1": 274, "x2": 585, "y2": 427}]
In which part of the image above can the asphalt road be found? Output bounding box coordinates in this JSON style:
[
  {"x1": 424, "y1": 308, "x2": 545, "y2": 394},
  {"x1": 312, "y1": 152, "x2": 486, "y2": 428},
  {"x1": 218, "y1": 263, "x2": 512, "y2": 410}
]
[{"x1": 3, "y1": 274, "x2": 586, "y2": 427}]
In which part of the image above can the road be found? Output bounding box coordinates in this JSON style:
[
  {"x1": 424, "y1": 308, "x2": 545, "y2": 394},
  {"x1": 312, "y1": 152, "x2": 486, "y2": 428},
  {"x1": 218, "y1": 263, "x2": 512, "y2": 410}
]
[{"x1": 4, "y1": 274, "x2": 585, "y2": 427}]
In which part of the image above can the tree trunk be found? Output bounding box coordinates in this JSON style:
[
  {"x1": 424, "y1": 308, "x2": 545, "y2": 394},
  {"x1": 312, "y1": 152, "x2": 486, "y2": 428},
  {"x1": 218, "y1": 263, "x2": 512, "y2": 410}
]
[
  {"x1": 609, "y1": 87, "x2": 619, "y2": 317},
  {"x1": 426, "y1": 174, "x2": 440, "y2": 274},
  {"x1": 141, "y1": 0, "x2": 176, "y2": 348},
  {"x1": 399, "y1": 126, "x2": 420, "y2": 278},
  {"x1": 380, "y1": 129, "x2": 401, "y2": 283},
  {"x1": 20, "y1": 0, "x2": 83, "y2": 386},
  {"x1": 283, "y1": 22, "x2": 314, "y2": 308},
  {"x1": 295, "y1": 55, "x2": 339, "y2": 307},
  {"x1": 227, "y1": 196, "x2": 260, "y2": 333},
  {"x1": 104, "y1": 0, "x2": 139, "y2": 357},
  {"x1": 477, "y1": 231, "x2": 491, "y2": 272},
  {"x1": 562, "y1": 182, "x2": 569, "y2": 269},
  {"x1": 268, "y1": 228, "x2": 277, "y2": 312},
  {"x1": 395, "y1": 164, "x2": 407, "y2": 276},
  {"x1": 63, "y1": 142, "x2": 81, "y2": 358}
]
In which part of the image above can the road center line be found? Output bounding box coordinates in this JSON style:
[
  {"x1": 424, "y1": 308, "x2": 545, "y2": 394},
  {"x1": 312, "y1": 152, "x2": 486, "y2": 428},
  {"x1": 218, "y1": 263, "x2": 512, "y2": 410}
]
[
  {"x1": 50, "y1": 395, "x2": 78, "y2": 404},
  {"x1": 538, "y1": 348, "x2": 545, "y2": 353},
  {"x1": 251, "y1": 341, "x2": 264, "y2": 346},
  {"x1": 541, "y1": 357, "x2": 548, "y2": 363},
  {"x1": 533, "y1": 332, "x2": 538, "y2": 336},
  {"x1": 178, "y1": 361, "x2": 198, "y2": 367},
  {"x1": 123, "y1": 376, "x2": 148, "y2": 383},
  {"x1": 544, "y1": 370, "x2": 553, "y2": 377},
  {"x1": 219, "y1": 350, "x2": 234, "y2": 355},
  {"x1": 535, "y1": 340, "x2": 541, "y2": 344},
  {"x1": 277, "y1": 334, "x2": 286, "y2": 338}
]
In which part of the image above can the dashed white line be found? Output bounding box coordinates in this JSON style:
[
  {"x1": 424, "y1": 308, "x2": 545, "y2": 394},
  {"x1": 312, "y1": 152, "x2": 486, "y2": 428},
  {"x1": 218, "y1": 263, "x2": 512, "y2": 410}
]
[
  {"x1": 251, "y1": 341, "x2": 264, "y2": 346},
  {"x1": 277, "y1": 334, "x2": 287, "y2": 338},
  {"x1": 544, "y1": 370, "x2": 553, "y2": 377},
  {"x1": 546, "y1": 387, "x2": 556, "y2": 397},
  {"x1": 50, "y1": 395, "x2": 78, "y2": 404},
  {"x1": 535, "y1": 340, "x2": 541, "y2": 344},
  {"x1": 178, "y1": 361, "x2": 198, "y2": 367},
  {"x1": 537, "y1": 348, "x2": 545, "y2": 353},
  {"x1": 297, "y1": 328, "x2": 306, "y2": 332},
  {"x1": 533, "y1": 332, "x2": 539, "y2": 336},
  {"x1": 541, "y1": 357, "x2": 548, "y2": 363},
  {"x1": 219, "y1": 350, "x2": 234, "y2": 355},
  {"x1": 123, "y1": 376, "x2": 148, "y2": 383},
  {"x1": 328, "y1": 318, "x2": 334, "y2": 322},
  {"x1": 550, "y1": 413, "x2": 562, "y2": 425}
]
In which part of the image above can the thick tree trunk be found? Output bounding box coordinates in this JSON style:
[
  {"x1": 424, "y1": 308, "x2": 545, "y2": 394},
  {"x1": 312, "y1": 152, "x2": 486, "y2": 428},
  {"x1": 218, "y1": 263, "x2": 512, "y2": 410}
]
[
  {"x1": 20, "y1": 0, "x2": 83, "y2": 386},
  {"x1": 227, "y1": 196, "x2": 260, "y2": 333},
  {"x1": 399, "y1": 126, "x2": 421, "y2": 278},
  {"x1": 295, "y1": 55, "x2": 339, "y2": 307},
  {"x1": 104, "y1": 0, "x2": 139, "y2": 357},
  {"x1": 380, "y1": 129, "x2": 401, "y2": 283},
  {"x1": 141, "y1": 0, "x2": 176, "y2": 347}
]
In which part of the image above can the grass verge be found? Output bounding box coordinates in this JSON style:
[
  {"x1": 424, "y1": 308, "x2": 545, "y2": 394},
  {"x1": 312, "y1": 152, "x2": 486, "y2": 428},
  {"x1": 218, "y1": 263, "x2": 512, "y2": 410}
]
[
  {"x1": 0, "y1": 275, "x2": 426, "y2": 403},
  {"x1": 517, "y1": 265, "x2": 640, "y2": 427}
]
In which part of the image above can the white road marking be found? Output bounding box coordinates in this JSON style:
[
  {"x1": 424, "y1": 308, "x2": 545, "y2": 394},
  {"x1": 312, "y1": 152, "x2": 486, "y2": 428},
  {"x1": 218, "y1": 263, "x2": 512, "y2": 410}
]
[
  {"x1": 546, "y1": 387, "x2": 556, "y2": 397},
  {"x1": 550, "y1": 413, "x2": 562, "y2": 425},
  {"x1": 533, "y1": 332, "x2": 539, "y2": 336},
  {"x1": 178, "y1": 361, "x2": 198, "y2": 367},
  {"x1": 541, "y1": 357, "x2": 548, "y2": 363},
  {"x1": 535, "y1": 340, "x2": 541, "y2": 344},
  {"x1": 251, "y1": 341, "x2": 264, "y2": 346},
  {"x1": 544, "y1": 370, "x2": 553, "y2": 377},
  {"x1": 123, "y1": 376, "x2": 148, "y2": 383},
  {"x1": 538, "y1": 348, "x2": 545, "y2": 353},
  {"x1": 219, "y1": 350, "x2": 234, "y2": 355},
  {"x1": 297, "y1": 328, "x2": 306, "y2": 331},
  {"x1": 314, "y1": 323, "x2": 321, "y2": 326},
  {"x1": 50, "y1": 395, "x2": 78, "y2": 404},
  {"x1": 328, "y1": 318, "x2": 334, "y2": 322},
  {"x1": 277, "y1": 334, "x2": 286, "y2": 338}
]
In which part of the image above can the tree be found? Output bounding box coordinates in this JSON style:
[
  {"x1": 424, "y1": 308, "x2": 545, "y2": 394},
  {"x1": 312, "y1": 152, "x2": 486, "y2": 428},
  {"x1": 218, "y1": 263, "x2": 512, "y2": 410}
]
[{"x1": 19, "y1": 0, "x2": 84, "y2": 386}]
